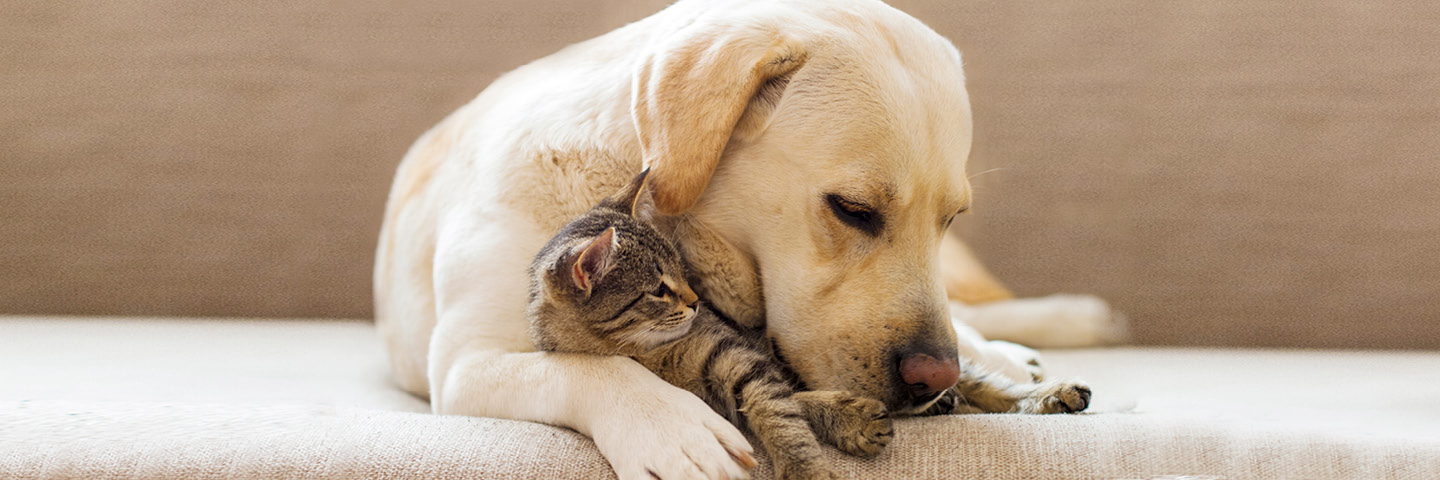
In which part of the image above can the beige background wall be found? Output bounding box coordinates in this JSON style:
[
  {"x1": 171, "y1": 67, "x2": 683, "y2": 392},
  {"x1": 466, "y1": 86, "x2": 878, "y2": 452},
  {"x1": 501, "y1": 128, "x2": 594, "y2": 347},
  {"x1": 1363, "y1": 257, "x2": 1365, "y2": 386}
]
[{"x1": 3, "y1": 1, "x2": 1437, "y2": 349}]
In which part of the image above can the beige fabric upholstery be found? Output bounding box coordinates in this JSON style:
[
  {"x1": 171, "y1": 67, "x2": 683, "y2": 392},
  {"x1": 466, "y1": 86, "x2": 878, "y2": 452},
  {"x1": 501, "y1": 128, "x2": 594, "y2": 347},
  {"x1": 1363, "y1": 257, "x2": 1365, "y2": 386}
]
[
  {"x1": 6, "y1": 401, "x2": 1436, "y2": 480},
  {"x1": 5, "y1": 1, "x2": 1435, "y2": 476},
  {"x1": 3, "y1": 317, "x2": 1437, "y2": 479},
  {"x1": 3, "y1": 0, "x2": 1438, "y2": 349}
]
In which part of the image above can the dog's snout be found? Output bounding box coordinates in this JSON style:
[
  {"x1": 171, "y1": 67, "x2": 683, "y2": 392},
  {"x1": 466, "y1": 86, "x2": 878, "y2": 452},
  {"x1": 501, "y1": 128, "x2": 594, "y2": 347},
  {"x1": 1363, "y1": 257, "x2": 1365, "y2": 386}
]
[{"x1": 898, "y1": 352, "x2": 960, "y2": 398}]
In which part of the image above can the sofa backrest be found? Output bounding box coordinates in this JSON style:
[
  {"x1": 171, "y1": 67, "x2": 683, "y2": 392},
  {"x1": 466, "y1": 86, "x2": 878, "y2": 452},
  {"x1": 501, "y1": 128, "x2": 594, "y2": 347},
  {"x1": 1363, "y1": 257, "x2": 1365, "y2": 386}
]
[{"x1": 3, "y1": 0, "x2": 1436, "y2": 349}]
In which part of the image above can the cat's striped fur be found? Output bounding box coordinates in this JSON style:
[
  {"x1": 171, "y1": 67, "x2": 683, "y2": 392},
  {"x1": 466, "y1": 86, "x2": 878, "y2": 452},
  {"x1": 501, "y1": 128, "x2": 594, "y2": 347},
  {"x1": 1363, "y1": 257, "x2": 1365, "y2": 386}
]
[{"x1": 527, "y1": 170, "x2": 890, "y2": 479}]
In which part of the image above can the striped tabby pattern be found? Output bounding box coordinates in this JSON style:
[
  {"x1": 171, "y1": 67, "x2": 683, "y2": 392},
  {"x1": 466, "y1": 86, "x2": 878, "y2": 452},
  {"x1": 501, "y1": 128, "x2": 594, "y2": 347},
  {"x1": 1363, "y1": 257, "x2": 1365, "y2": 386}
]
[{"x1": 527, "y1": 171, "x2": 890, "y2": 479}]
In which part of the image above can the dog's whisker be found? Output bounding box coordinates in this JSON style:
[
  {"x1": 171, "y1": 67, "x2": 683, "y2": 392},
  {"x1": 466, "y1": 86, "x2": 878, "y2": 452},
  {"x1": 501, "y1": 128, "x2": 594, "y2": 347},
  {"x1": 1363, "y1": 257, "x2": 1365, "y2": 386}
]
[{"x1": 967, "y1": 167, "x2": 1006, "y2": 180}]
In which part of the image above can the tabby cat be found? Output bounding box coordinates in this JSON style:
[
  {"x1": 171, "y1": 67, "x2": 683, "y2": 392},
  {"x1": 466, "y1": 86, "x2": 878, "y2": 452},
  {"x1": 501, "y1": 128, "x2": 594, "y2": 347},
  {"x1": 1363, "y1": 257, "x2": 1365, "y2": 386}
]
[{"x1": 527, "y1": 170, "x2": 891, "y2": 480}]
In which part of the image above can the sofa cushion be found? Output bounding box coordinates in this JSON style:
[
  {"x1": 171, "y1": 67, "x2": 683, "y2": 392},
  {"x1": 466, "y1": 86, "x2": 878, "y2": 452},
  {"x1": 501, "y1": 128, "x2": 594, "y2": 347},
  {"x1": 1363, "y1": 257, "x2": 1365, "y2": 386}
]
[{"x1": 2, "y1": 317, "x2": 1437, "y2": 479}]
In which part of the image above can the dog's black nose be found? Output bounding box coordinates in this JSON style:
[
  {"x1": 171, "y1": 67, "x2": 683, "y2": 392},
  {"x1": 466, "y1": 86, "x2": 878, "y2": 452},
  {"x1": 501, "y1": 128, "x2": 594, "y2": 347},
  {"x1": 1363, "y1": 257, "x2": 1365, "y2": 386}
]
[{"x1": 898, "y1": 352, "x2": 960, "y2": 397}]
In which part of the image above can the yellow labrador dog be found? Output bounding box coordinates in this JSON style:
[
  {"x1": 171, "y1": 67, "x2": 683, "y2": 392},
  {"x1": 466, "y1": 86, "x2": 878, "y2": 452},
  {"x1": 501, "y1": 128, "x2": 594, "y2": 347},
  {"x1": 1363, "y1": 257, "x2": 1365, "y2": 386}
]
[{"x1": 375, "y1": 0, "x2": 1119, "y2": 478}]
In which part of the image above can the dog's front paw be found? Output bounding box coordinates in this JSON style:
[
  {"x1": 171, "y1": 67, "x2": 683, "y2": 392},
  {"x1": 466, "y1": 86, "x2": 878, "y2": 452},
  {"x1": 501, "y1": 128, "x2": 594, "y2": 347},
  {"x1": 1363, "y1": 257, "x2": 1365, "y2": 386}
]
[
  {"x1": 592, "y1": 386, "x2": 756, "y2": 480},
  {"x1": 1024, "y1": 380, "x2": 1091, "y2": 414}
]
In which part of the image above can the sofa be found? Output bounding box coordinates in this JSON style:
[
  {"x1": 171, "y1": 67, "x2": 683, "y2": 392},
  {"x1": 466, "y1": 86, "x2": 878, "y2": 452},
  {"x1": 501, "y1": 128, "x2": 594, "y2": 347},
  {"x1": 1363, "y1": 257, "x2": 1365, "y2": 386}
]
[
  {"x1": 4, "y1": 0, "x2": 1438, "y2": 478},
  {"x1": 3, "y1": 316, "x2": 1438, "y2": 479}
]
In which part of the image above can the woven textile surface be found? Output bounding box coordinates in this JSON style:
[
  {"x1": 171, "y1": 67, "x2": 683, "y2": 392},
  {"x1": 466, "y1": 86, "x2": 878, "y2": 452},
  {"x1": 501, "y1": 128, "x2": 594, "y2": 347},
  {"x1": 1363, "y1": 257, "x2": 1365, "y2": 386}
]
[{"x1": 2, "y1": 317, "x2": 1437, "y2": 479}]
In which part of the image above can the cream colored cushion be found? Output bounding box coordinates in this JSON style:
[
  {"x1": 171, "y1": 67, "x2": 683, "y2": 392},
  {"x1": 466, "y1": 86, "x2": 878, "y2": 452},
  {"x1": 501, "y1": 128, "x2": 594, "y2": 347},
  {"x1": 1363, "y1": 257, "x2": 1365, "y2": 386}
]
[{"x1": 2, "y1": 317, "x2": 1437, "y2": 479}]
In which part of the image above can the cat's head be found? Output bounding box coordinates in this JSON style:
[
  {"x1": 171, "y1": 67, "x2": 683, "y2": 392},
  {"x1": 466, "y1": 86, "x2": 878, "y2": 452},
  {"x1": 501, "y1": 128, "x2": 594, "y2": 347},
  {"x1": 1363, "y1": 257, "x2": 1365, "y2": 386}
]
[{"x1": 531, "y1": 169, "x2": 702, "y2": 355}]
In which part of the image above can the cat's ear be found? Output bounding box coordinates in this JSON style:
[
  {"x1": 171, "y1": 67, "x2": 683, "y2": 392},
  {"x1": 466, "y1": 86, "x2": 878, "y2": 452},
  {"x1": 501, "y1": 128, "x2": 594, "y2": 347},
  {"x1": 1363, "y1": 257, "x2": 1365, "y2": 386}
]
[
  {"x1": 570, "y1": 227, "x2": 619, "y2": 296},
  {"x1": 608, "y1": 168, "x2": 654, "y2": 218}
]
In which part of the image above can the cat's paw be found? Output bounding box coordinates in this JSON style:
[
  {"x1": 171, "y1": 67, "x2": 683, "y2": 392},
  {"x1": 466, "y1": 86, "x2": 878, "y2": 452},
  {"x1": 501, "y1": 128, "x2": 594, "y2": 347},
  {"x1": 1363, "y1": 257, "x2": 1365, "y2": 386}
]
[
  {"x1": 827, "y1": 393, "x2": 892, "y2": 457},
  {"x1": 1024, "y1": 380, "x2": 1091, "y2": 414}
]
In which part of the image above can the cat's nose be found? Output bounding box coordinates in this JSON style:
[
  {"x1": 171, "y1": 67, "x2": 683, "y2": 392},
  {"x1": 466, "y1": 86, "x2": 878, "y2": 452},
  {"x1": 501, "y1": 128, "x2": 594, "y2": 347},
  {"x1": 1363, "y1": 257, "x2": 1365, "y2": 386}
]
[
  {"x1": 898, "y1": 352, "x2": 960, "y2": 398},
  {"x1": 678, "y1": 285, "x2": 699, "y2": 306}
]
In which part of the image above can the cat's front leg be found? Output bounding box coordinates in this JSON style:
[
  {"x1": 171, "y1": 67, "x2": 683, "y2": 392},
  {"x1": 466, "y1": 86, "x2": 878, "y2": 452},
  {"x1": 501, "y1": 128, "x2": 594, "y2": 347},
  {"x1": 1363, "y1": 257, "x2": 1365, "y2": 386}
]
[
  {"x1": 921, "y1": 361, "x2": 1092, "y2": 415},
  {"x1": 791, "y1": 390, "x2": 893, "y2": 457},
  {"x1": 741, "y1": 395, "x2": 839, "y2": 480}
]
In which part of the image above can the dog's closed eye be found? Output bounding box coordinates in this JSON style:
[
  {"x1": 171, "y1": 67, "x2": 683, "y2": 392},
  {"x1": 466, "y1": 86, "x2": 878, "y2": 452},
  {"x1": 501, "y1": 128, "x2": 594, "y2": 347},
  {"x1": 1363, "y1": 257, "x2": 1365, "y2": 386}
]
[
  {"x1": 826, "y1": 194, "x2": 882, "y2": 235},
  {"x1": 945, "y1": 207, "x2": 969, "y2": 229}
]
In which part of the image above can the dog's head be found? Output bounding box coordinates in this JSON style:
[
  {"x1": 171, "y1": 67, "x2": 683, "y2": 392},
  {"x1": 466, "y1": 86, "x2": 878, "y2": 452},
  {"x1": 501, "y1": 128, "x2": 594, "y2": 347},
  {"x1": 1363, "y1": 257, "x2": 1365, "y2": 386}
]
[{"x1": 633, "y1": 1, "x2": 972, "y2": 413}]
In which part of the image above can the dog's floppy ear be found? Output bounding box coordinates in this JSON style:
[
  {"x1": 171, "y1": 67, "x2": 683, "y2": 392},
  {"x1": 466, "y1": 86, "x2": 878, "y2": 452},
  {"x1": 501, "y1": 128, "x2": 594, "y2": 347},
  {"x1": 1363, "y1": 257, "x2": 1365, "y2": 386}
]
[{"x1": 632, "y1": 22, "x2": 807, "y2": 215}]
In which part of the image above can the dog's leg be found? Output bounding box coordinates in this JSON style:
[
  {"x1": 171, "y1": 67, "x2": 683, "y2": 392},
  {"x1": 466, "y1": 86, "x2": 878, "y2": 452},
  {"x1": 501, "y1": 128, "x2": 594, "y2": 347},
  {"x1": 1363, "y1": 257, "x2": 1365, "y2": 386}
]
[
  {"x1": 427, "y1": 219, "x2": 754, "y2": 480},
  {"x1": 941, "y1": 234, "x2": 1128, "y2": 348},
  {"x1": 434, "y1": 345, "x2": 756, "y2": 480},
  {"x1": 955, "y1": 295, "x2": 1128, "y2": 348},
  {"x1": 940, "y1": 233, "x2": 1015, "y2": 304}
]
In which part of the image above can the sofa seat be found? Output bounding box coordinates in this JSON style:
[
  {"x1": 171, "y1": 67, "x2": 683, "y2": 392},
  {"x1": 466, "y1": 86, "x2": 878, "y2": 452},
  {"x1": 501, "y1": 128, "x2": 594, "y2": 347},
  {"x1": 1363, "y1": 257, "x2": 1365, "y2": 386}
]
[{"x1": 2, "y1": 316, "x2": 1437, "y2": 479}]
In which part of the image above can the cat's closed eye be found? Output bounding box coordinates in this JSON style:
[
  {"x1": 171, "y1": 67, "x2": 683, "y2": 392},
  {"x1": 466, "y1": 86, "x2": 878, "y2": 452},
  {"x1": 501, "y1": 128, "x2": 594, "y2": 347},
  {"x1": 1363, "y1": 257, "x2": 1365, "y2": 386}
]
[{"x1": 653, "y1": 282, "x2": 672, "y2": 298}]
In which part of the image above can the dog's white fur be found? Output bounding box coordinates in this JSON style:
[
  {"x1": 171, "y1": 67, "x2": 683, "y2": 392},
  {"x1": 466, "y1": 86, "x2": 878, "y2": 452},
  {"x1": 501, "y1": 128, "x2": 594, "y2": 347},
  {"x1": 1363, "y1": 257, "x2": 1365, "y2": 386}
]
[{"x1": 375, "y1": 1, "x2": 1117, "y2": 478}]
